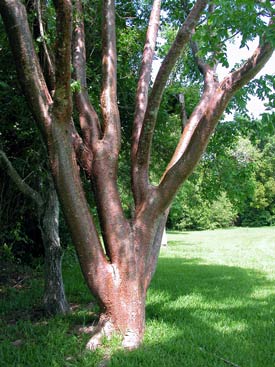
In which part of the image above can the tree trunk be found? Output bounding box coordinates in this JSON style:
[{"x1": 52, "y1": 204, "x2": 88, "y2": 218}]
[
  {"x1": 87, "y1": 273, "x2": 146, "y2": 350},
  {"x1": 85, "y1": 213, "x2": 161, "y2": 350},
  {"x1": 41, "y1": 179, "x2": 70, "y2": 315}
]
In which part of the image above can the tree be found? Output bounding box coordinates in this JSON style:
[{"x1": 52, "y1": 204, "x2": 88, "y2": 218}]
[
  {"x1": 0, "y1": 0, "x2": 274, "y2": 349},
  {"x1": 0, "y1": 150, "x2": 70, "y2": 314},
  {"x1": 0, "y1": 20, "x2": 69, "y2": 314}
]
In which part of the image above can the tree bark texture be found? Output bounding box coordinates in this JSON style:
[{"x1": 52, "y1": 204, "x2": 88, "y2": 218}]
[
  {"x1": 1, "y1": 0, "x2": 274, "y2": 349},
  {"x1": 42, "y1": 180, "x2": 70, "y2": 315},
  {"x1": 0, "y1": 150, "x2": 69, "y2": 315}
]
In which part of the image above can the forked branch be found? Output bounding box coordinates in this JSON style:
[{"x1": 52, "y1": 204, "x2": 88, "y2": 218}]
[
  {"x1": 190, "y1": 39, "x2": 210, "y2": 77},
  {"x1": 131, "y1": 0, "x2": 162, "y2": 206},
  {"x1": 133, "y1": 0, "x2": 209, "y2": 205}
]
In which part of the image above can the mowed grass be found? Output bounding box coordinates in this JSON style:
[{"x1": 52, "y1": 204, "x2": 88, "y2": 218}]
[{"x1": 1, "y1": 227, "x2": 275, "y2": 366}]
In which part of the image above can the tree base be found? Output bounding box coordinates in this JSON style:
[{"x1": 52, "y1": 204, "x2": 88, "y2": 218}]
[
  {"x1": 85, "y1": 316, "x2": 142, "y2": 350},
  {"x1": 86, "y1": 318, "x2": 115, "y2": 350},
  {"x1": 43, "y1": 298, "x2": 70, "y2": 316}
]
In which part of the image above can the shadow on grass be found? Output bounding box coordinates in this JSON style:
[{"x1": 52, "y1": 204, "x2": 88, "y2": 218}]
[
  {"x1": 1, "y1": 258, "x2": 275, "y2": 367},
  {"x1": 110, "y1": 258, "x2": 275, "y2": 367}
]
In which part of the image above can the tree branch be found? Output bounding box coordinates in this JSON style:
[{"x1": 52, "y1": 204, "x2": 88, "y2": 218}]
[
  {"x1": 190, "y1": 39, "x2": 209, "y2": 76},
  {"x1": 48, "y1": 122, "x2": 109, "y2": 294},
  {"x1": 70, "y1": 122, "x2": 94, "y2": 176},
  {"x1": 101, "y1": 0, "x2": 120, "y2": 151},
  {"x1": 161, "y1": 37, "x2": 219, "y2": 182},
  {"x1": 132, "y1": 0, "x2": 162, "y2": 160},
  {"x1": 134, "y1": 0, "x2": 209, "y2": 205},
  {"x1": 223, "y1": 41, "x2": 274, "y2": 94},
  {"x1": 0, "y1": 150, "x2": 43, "y2": 207},
  {"x1": 52, "y1": 0, "x2": 72, "y2": 121},
  {"x1": 72, "y1": 0, "x2": 102, "y2": 147},
  {"x1": 0, "y1": 0, "x2": 52, "y2": 137},
  {"x1": 157, "y1": 90, "x2": 228, "y2": 211},
  {"x1": 156, "y1": 33, "x2": 274, "y2": 212},
  {"x1": 131, "y1": 0, "x2": 162, "y2": 206},
  {"x1": 190, "y1": 2, "x2": 217, "y2": 77},
  {"x1": 179, "y1": 93, "x2": 188, "y2": 131},
  {"x1": 1, "y1": 0, "x2": 109, "y2": 301},
  {"x1": 50, "y1": 1, "x2": 110, "y2": 287},
  {"x1": 36, "y1": 0, "x2": 56, "y2": 94},
  {"x1": 86, "y1": 0, "x2": 132, "y2": 265},
  {"x1": 220, "y1": 20, "x2": 274, "y2": 96}
]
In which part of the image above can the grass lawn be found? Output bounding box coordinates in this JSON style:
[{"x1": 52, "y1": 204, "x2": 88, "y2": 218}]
[{"x1": 1, "y1": 227, "x2": 275, "y2": 366}]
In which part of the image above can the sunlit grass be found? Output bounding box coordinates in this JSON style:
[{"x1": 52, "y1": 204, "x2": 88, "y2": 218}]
[{"x1": 1, "y1": 227, "x2": 275, "y2": 366}]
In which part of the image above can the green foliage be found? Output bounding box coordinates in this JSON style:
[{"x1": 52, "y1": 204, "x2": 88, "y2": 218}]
[
  {"x1": 167, "y1": 112, "x2": 275, "y2": 231},
  {"x1": 1, "y1": 243, "x2": 15, "y2": 262},
  {"x1": 239, "y1": 133, "x2": 275, "y2": 227},
  {"x1": 70, "y1": 79, "x2": 81, "y2": 93},
  {"x1": 240, "y1": 208, "x2": 275, "y2": 227},
  {"x1": 0, "y1": 21, "x2": 51, "y2": 261},
  {"x1": 208, "y1": 192, "x2": 238, "y2": 228},
  {"x1": 169, "y1": 190, "x2": 237, "y2": 231}
]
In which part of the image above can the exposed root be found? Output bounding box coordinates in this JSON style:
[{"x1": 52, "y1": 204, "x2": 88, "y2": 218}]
[
  {"x1": 85, "y1": 315, "x2": 142, "y2": 351},
  {"x1": 86, "y1": 319, "x2": 114, "y2": 351},
  {"x1": 75, "y1": 325, "x2": 95, "y2": 334},
  {"x1": 122, "y1": 329, "x2": 141, "y2": 350}
]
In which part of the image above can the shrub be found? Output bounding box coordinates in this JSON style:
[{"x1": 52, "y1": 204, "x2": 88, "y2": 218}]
[
  {"x1": 208, "y1": 192, "x2": 238, "y2": 229},
  {"x1": 169, "y1": 191, "x2": 237, "y2": 231}
]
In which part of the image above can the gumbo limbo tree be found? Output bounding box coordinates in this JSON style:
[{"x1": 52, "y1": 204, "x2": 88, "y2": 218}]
[{"x1": 1, "y1": 0, "x2": 274, "y2": 349}]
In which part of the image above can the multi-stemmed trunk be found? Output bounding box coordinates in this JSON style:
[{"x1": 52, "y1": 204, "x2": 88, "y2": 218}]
[
  {"x1": 49, "y1": 126, "x2": 162, "y2": 347},
  {"x1": 1, "y1": 0, "x2": 274, "y2": 350}
]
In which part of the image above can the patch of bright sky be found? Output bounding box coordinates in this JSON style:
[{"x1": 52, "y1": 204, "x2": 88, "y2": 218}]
[{"x1": 217, "y1": 36, "x2": 275, "y2": 118}]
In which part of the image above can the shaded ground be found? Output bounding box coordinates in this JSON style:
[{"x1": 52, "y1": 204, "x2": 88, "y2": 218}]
[{"x1": 1, "y1": 227, "x2": 275, "y2": 366}]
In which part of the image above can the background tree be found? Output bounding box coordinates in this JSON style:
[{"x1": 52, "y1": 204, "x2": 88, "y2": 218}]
[
  {"x1": 0, "y1": 0, "x2": 274, "y2": 350},
  {"x1": 0, "y1": 151, "x2": 70, "y2": 314},
  {"x1": 0, "y1": 17, "x2": 69, "y2": 315}
]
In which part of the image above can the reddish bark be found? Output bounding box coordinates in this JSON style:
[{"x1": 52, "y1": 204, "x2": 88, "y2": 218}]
[{"x1": 1, "y1": 0, "x2": 274, "y2": 349}]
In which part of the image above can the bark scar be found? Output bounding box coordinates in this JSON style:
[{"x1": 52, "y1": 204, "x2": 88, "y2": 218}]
[{"x1": 110, "y1": 263, "x2": 121, "y2": 287}]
